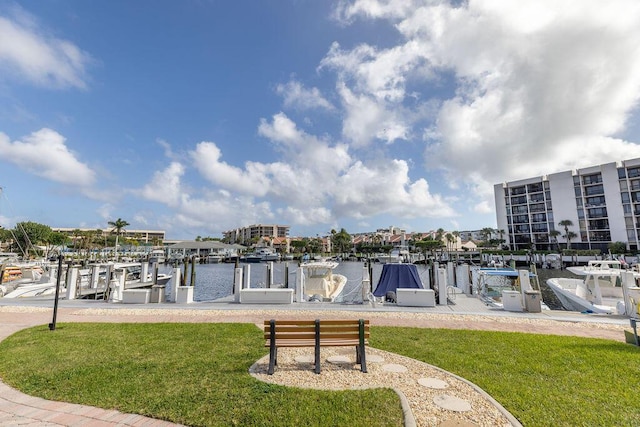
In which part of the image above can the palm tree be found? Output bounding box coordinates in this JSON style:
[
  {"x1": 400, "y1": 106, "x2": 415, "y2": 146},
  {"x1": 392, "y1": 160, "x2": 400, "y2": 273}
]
[
  {"x1": 108, "y1": 218, "x2": 130, "y2": 261},
  {"x1": 549, "y1": 230, "x2": 561, "y2": 251},
  {"x1": 558, "y1": 220, "x2": 575, "y2": 249}
]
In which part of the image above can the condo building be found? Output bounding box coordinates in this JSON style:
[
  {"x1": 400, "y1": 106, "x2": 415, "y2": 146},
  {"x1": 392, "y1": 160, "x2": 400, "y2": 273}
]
[
  {"x1": 223, "y1": 224, "x2": 290, "y2": 245},
  {"x1": 494, "y1": 157, "x2": 640, "y2": 252}
]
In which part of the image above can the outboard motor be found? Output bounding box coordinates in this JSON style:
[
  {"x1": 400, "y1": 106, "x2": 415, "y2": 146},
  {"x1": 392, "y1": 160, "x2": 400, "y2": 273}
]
[{"x1": 385, "y1": 291, "x2": 397, "y2": 303}]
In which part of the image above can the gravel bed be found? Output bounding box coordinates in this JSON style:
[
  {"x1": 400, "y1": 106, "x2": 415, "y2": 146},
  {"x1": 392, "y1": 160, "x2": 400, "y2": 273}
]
[{"x1": 250, "y1": 346, "x2": 518, "y2": 427}]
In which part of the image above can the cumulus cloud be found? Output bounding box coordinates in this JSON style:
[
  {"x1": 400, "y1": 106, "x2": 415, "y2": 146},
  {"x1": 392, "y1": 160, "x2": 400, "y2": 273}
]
[
  {"x1": 328, "y1": 0, "x2": 640, "y2": 210},
  {"x1": 0, "y1": 8, "x2": 91, "y2": 89},
  {"x1": 0, "y1": 128, "x2": 96, "y2": 186},
  {"x1": 138, "y1": 162, "x2": 185, "y2": 207},
  {"x1": 276, "y1": 79, "x2": 334, "y2": 111}
]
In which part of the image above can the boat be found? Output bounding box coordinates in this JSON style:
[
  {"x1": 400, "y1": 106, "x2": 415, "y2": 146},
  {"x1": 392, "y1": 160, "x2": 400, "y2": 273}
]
[
  {"x1": 149, "y1": 249, "x2": 166, "y2": 264},
  {"x1": 207, "y1": 253, "x2": 224, "y2": 263},
  {"x1": 473, "y1": 267, "x2": 547, "y2": 311},
  {"x1": 241, "y1": 248, "x2": 280, "y2": 263},
  {"x1": 300, "y1": 261, "x2": 347, "y2": 302},
  {"x1": 376, "y1": 249, "x2": 409, "y2": 264},
  {"x1": 546, "y1": 260, "x2": 640, "y2": 314},
  {"x1": 3, "y1": 262, "x2": 171, "y2": 299}
]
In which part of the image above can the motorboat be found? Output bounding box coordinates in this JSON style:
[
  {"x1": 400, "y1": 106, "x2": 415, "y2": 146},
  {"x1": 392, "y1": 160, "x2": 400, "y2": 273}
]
[
  {"x1": 207, "y1": 253, "x2": 224, "y2": 263},
  {"x1": 375, "y1": 249, "x2": 409, "y2": 264},
  {"x1": 242, "y1": 248, "x2": 280, "y2": 263},
  {"x1": 300, "y1": 261, "x2": 347, "y2": 302},
  {"x1": 546, "y1": 260, "x2": 640, "y2": 314},
  {"x1": 472, "y1": 267, "x2": 547, "y2": 311},
  {"x1": 3, "y1": 262, "x2": 171, "y2": 299},
  {"x1": 148, "y1": 249, "x2": 166, "y2": 264}
]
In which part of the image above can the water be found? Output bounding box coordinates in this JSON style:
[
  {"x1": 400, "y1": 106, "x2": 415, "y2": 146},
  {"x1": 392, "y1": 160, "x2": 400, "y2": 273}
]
[{"x1": 160, "y1": 261, "x2": 436, "y2": 303}]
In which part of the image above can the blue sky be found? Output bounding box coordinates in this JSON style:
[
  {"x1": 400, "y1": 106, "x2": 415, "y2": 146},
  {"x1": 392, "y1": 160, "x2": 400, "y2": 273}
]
[{"x1": 1, "y1": 0, "x2": 640, "y2": 240}]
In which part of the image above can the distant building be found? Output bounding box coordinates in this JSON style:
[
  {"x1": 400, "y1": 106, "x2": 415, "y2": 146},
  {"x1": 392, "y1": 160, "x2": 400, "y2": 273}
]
[
  {"x1": 52, "y1": 227, "x2": 165, "y2": 245},
  {"x1": 495, "y1": 157, "x2": 640, "y2": 252},
  {"x1": 223, "y1": 224, "x2": 290, "y2": 245}
]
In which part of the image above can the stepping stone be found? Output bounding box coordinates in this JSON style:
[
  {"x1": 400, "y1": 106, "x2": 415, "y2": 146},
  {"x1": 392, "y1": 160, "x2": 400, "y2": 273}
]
[
  {"x1": 382, "y1": 363, "x2": 407, "y2": 373},
  {"x1": 418, "y1": 377, "x2": 449, "y2": 389},
  {"x1": 327, "y1": 355, "x2": 351, "y2": 364},
  {"x1": 367, "y1": 354, "x2": 384, "y2": 363},
  {"x1": 433, "y1": 395, "x2": 472, "y2": 412},
  {"x1": 295, "y1": 355, "x2": 314, "y2": 364}
]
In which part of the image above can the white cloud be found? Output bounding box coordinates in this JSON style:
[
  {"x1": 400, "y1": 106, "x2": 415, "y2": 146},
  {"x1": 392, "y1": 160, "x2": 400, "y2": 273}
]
[
  {"x1": 327, "y1": 0, "x2": 640, "y2": 208},
  {"x1": 0, "y1": 128, "x2": 96, "y2": 186},
  {"x1": 276, "y1": 79, "x2": 334, "y2": 111},
  {"x1": 138, "y1": 162, "x2": 185, "y2": 207},
  {"x1": 190, "y1": 142, "x2": 271, "y2": 196},
  {"x1": 0, "y1": 10, "x2": 91, "y2": 89}
]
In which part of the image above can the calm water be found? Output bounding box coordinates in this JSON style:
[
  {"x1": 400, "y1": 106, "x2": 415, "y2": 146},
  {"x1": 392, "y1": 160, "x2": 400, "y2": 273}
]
[
  {"x1": 160, "y1": 261, "x2": 435, "y2": 303},
  {"x1": 160, "y1": 261, "x2": 567, "y2": 309}
]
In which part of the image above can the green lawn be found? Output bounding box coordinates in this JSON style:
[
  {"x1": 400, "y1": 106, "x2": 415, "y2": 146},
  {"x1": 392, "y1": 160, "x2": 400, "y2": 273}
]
[
  {"x1": 0, "y1": 323, "x2": 638, "y2": 427},
  {"x1": 373, "y1": 327, "x2": 640, "y2": 427}
]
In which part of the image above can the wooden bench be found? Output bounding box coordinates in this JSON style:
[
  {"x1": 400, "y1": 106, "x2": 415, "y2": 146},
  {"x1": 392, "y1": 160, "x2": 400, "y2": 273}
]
[{"x1": 264, "y1": 319, "x2": 369, "y2": 375}]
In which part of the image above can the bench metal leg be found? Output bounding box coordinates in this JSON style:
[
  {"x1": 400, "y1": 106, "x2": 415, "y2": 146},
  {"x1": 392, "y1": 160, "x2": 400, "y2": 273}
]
[
  {"x1": 358, "y1": 319, "x2": 367, "y2": 373},
  {"x1": 314, "y1": 319, "x2": 321, "y2": 374},
  {"x1": 268, "y1": 319, "x2": 277, "y2": 375}
]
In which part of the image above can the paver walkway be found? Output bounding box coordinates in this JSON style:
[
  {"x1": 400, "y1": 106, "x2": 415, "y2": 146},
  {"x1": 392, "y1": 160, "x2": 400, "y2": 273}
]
[{"x1": 0, "y1": 303, "x2": 629, "y2": 426}]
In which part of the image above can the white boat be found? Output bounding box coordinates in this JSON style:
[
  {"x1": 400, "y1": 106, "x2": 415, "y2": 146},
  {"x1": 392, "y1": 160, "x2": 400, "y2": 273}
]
[
  {"x1": 3, "y1": 262, "x2": 171, "y2": 299},
  {"x1": 376, "y1": 249, "x2": 409, "y2": 264},
  {"x1": 148, "y1": 249, "x2": 166, "y2": 264},
  {"x1": 546, "y1": 260, "x2": 640, "y2": 314},
  {"x1": 300, "y1": 261, "x2": 347, "y2": 302},
  {"x1": 242, "y1": 248, "x2": 280, "y2": 263},
  {"x1": 473, "y1": 267, "x2": 548, "y2": 311},
  {"x1": 207, "y1": 253, "x2": 224, "y2": 263}
]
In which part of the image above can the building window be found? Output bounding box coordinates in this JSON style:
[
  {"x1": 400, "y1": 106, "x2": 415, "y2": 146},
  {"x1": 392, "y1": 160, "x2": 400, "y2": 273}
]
[
  {"x1": 510, "y1": 186, "x2": 526, "y2": 195},
  {"x1": 589, "y1": 231, "x2": 611, "y2": 241},
  {"x1": 527, "y1": 182, "x2": 543, "y2": 193},
  {"x1": 574, "y1": 187, "x2": 582, "y2": 197},
  {"x1": 511, "y1": 195, "x2": 527, "y2": 205},
  {"x1": 620, "y1": 192, "x2": 631, "y2": 204},
  {"x1": 532, "y1": 224, "x2": 548, "y2": 232},
  {"x1": 531, "y1": 213, "x2": 547, "y2": 223},
  {"x1": 587, "y1": 207, "x2": 607, "y2": 218},
  {"x1": 628, "y1": 167, "x2": 640, "y2": 178},
  {"x1": 530, "y1": 193, "x2": 545, "y2": 203},
  {"x1": 586, "y1": 196, "x2": 606, "y2": 206},
  {"x1": 619, "y1": 168, "x2": 627, "y2": 179},
  {"x1": 588, "y1": 219, "x2": 609, "y2": 230},
  {"x1": 582, "y1": 173, "x2": 602, "y2": 185},
  {"x1": 584, "y1": 184, "x2": 604, "y2": 196}
]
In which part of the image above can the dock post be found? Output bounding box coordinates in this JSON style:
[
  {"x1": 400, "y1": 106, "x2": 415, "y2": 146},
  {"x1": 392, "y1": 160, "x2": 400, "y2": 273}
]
[
  {"x1": 234, "y1": 266, "x2": 243, "y2": 302},
  {"x1": 267, "y1": 262, "x2": 273, "y2": 288},
  {"x1": 295, "y1": 266, "x2": 304, "y2": 302},
  {"x1": 141, "y1": 262, "x2": 149, "y2": 284},
  {"x1": 437, "y1": 268, "x2": 448, "y2": 305},
  {"x1": 170, "y1": 268, "x2": 181, "y2": 302},
  {"x1": 243, "y1": 264, "x2": 251, "y2": 289},
  {"x1": 65, "y1": 267, "x2": 79, "y2": 300},
  {"x1": 362, "y1": 266, "x2": 370, "y2": 303}
]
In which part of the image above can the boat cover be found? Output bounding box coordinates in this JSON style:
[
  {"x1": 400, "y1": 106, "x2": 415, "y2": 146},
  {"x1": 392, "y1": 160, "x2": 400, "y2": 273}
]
[{"x1": 373, "y1": 264, "x2": 423, "y2": 297}]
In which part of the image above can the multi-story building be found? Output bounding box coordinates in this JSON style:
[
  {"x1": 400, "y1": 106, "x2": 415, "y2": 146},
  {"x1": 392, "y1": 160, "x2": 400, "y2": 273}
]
[
  {"x1": 494, "y1": 157, "x2": 640, "y2": 252},
  {"x1": 223, "y1": 224, "x2": 290, "y2": 245}
]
